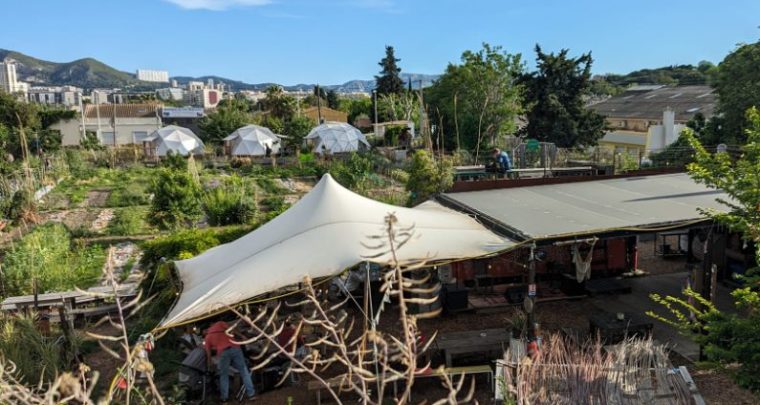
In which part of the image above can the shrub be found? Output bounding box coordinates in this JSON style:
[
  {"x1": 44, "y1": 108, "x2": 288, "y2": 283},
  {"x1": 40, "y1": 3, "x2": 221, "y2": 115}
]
[
  {"x1": 405, "y1": 150, "x2": 454, "y2": 206},
  {"x1": 329, "y1": 152, "x2": 374, "y2": 190},
  {"x1": 161, "y1": 152, "x2": 188, "y2": 171},
  {"x1": 2, "y1": 223, "x2": 105, "y2": 295},
  {"x1": 106, "y1": 183, "x2": 149, "y2": 207},
  {"x1": 108, "y1": 207, "x2": 148, "y2": 236},
  {"x1": 0, "y1": 314, "x2": 76, "y2": 384},
  {"x1": 202, "y1": 177, "x2": 256, "y2": 226},
  {"x1": 147, "y1": 169, "x2": 202, "y2": 230}
]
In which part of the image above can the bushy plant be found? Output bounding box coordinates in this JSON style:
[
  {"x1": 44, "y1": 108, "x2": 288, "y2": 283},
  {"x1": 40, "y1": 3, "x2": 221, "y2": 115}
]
[
  {"x1": 147, "y1": 168, "x2": 202, "y2": 230},
  {"x1": 405, "y1": 150, "x2": 454, "y2": 205},
  {"x1": 2, "y1": 223, "x2": 105, "y2": 295},
  {"x1": 0, "y1": 314, "x2": 75, "y2": 384},
  {"x1": 329, "y1": 152, "x2": 374, "y2": 190},
  {"x1": 106, "y1": 183, "x2": 149, "y2": 207},
  {"x1": 161, "y1": 151, "x2": 188, "y2": 171},
  {"x1": 108, "y1": 207, "x2": 148, "y2": 236},
  {"x1": 63, "y1": 149, "x2": 94, "y2": 179},
  {"x1": 202, "y1": 176, "x2": 256, "y2": 226}
]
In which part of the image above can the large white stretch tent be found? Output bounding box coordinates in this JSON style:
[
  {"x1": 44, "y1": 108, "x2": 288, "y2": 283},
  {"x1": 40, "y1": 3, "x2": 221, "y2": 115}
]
[{"x1": 161, "y1": 174, "x2": 510, "y2": 327}]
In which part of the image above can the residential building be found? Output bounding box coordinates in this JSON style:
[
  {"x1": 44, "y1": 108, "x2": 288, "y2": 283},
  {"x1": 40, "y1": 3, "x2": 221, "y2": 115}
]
[
  {"x1": 187, "y1": 81, "x2": 205, "y2": 91},
  {"x1": 136, "y1": 69, "x2": 169, "y2": 83},
  {"x1": 238, "y1": 90, "x2": 267, "y2": 102},
  {"x1": 589, "y1": 85, "x2": 716, "y2": 154},
  {"x1": 156, "y1": 87, "x2": 185, "y2": 101},
  {"x1": 161, "y1": 107, "x2": 206, "y2": 134},
  {"x1": 28, "y1": 86, "x2": 82, "y2": 107},
  {"x1": 171, "y1": 79, "x2": 179, "y2": 88},
  {"x1": 184, "y1": 88, "x2": 221, "y2": 108},
  {"x1": 303, "y1": 106, "x2": 347, "y2": 124},
  {"x1": 0, "y1": 62, "x2": 29, "y2": 95},
  {"x1": 90, "y1": 89, "x2": 111, "y2": 104},
  {"x1": 50, "y1": 103, "x2": 161, "y2": 146}
]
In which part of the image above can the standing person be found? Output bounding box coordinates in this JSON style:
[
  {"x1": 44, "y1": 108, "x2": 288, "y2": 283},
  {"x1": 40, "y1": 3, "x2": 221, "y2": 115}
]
[
  {"x1": 204, "y1": 321, "x2": 256, "y2": 403},
  {"x1": 492, "y1": 148, "x2": 512, "y2": 174}
]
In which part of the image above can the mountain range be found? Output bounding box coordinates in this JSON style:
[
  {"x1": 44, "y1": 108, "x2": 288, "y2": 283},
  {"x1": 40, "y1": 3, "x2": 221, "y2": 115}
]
[{"x1": 0, "y1": 49, "x2": 439, "y2": 93}]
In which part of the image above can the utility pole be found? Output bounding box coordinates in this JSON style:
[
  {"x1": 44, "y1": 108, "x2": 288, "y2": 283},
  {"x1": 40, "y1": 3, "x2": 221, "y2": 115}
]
[
  {"x1": 316, "y1": 84, "x2": 323, "y2": 124},
  {"x1": 78, "y1": 92, "x2": 86, "y2": 143}
]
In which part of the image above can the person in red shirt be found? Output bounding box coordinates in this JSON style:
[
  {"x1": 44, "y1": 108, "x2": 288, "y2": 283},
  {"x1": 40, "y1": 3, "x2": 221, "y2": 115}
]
[{"x1": 204, "y1": 321, "x2": 256, "y2": 403}]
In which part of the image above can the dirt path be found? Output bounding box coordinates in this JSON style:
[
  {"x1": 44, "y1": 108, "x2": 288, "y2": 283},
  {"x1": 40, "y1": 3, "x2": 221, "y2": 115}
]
[{"x1": 83, "y1": 190, "x2": 110, "y2": 208}]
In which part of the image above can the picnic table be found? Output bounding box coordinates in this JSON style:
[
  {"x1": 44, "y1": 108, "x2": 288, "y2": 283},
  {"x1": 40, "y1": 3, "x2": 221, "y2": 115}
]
[
  {"x1": 589, "y1": 311, "x2": 653, "y2": 344},
  {"x1": 436, "y1": 328, "x2": 510, "y2": 367}
]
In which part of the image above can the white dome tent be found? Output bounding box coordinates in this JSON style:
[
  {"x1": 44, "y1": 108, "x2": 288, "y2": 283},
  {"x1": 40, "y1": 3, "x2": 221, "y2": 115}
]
[
  {"x1": 223, "y1": 125, "x2": 281, "y2": 156},
  {"x1": 306, "y1": 122, "x2": 370, "y2": 154},
  {"x1": 145, "y1": 125, "x2": 205, "y2": 157}
]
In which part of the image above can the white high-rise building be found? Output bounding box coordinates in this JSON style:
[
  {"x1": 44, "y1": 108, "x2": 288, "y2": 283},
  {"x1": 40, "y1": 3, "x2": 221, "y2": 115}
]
[
  {"x1": 0, "y1": 63, "x2": 29, "y2": 94},
  {"x1": 136, "y1": 69, "x2": 169, "y2": 83}
]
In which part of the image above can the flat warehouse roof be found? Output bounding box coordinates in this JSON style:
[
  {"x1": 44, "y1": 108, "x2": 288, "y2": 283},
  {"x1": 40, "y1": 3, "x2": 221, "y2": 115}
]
[{"x1": 441, "y1": 173, "x2": 727, "y2": 240}]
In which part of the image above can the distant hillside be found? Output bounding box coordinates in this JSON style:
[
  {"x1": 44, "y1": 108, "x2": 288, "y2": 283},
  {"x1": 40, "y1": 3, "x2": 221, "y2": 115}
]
[
  {"x1": 0, "y1": 49, "x2": 146, "y2": 89},
  {"x1": 173, "y1": 73, "x2": 440, "y2": 93},
  {"x1": 606, "y1": 64, "x2": 717, "y2": 86}
]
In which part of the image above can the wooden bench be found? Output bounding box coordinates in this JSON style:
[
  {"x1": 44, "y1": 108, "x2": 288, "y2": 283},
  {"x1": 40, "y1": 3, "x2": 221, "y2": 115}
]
[
  {"x1": 308, "y1": 365, "x2": 493, "y2": 404},
  {"x1": 416, "y1": 364, "x2": 493, "y2": 389},
  {"x1": 307, "y1": 377, "x2": 361, "y2": 405}
]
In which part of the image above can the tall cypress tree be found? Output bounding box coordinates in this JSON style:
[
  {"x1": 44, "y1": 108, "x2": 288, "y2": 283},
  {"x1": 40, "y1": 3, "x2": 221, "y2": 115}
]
[{"x1": 375, "y1": 46, "x2": 404, "y2": 95}]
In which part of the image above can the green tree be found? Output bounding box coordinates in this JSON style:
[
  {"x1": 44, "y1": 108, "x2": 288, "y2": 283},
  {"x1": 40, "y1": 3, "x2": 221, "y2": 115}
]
[
  {"x1": 283, "y1": 115, "x2": 313, "y2": 154},
  {"x1": 521, "y1": 45, "x2": 607, "y2": 148},
  {"x1": 0, "y1": 90, "x2": 41, "y2": 156},
  {"x1": 375, "y1": 46, "x2": 404, "y2": 96},
  {"x1": 199, "y1": 101, "x2": 253, "y2": 142},
  {"x1": 714, "y1": 41, "x2": 760, "y2": 143},
  {"x1": 147, "y1": 168, "x2": 202, "y2": 230},
  {"x1": 338, "y1": 97, "x2": 373, "y2": 124},
  {"x1": 648, "y1": 107, "x2": 760, "y2": 391},
  {"x1": 260, "y1": 85, "x2": 297, "y2": 121},
  {"x1": 405, "y1": 150, "x2": 453, "y2": 205},
  {"x1": 326, "y1": 90, "x2": 340, "y2": 110},
  {"x1": 426, "y1": 43, "x2": 524, "y2": 154}
]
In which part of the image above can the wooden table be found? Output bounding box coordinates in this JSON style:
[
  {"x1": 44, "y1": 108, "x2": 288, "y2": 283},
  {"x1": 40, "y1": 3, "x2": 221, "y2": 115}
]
[
  {"x1": 589, "y1": 311, "x2": 653, "y2": 344},
  {"x1": 436, "y1": 328, "x2": 510, "y2": 367}
]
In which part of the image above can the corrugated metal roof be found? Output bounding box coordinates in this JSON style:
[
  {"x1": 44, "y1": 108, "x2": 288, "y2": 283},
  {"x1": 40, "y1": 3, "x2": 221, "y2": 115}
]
[
  {"x1": 590, "y1": 85, "x2": 716, "y2": 122},
  {"x1": 441, "y1": 173, "x2": 727, "y2": 240},
  {"x1": 600, "y1": 131, "x2": 648, "y2": 146}
]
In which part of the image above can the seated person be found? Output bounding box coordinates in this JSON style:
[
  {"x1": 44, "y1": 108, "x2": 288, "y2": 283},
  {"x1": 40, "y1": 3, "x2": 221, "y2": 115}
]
[
  {"x1": 179, "y1": 325, "x2": 203, "y2": 355},
  {"x1": 491, "y1": 148, "x2": 512, "y2": 174},
  {"x1": 277, "y1": 318, "x2": 307, "y2": 359}
]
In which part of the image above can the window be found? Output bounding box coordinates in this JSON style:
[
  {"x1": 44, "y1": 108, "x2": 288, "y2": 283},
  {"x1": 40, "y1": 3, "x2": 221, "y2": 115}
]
[
  {"x1": 99, "y1": 131, "x2": 116, "y2": 145},
  {"x1": 132, "y1": 131, "x2": 149, "y2": 143}
]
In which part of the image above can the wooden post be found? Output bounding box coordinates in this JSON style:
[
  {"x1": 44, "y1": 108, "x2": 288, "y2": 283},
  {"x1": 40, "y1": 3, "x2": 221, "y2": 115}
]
[{"x1": 526, "y1": 243, "x2": 537, "y2": 341}]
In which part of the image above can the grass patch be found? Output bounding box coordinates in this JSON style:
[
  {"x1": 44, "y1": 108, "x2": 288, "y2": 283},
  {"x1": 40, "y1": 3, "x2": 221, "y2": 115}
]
[
  {"x1": 2, "y1": 223, "x2": 106, "y2": 296},
  {"x1": 107, "y1": 207, "x2": 152, "y2": 236}
]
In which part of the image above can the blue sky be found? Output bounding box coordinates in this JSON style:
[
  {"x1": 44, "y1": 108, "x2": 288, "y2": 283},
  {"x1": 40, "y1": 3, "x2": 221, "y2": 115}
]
[{"x1": 2, "y1": 0, "x2": 758, "y2": 85}]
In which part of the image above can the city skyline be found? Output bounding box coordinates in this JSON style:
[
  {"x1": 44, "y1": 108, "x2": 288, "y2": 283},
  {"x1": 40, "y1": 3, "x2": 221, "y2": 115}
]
[{"x1": 1, "y1": 0, "x2": 758, "y2": 85}]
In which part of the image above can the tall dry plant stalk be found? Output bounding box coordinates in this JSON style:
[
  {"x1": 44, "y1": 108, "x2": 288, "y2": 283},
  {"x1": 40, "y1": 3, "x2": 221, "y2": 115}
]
[
  {"x1": 502, "y1": 335, "x2": 694, "y2": 405},
  {"x1": 230, "y1": 214, "x2": 474, "y2": 404},
  {"x1": 0, "y1": 358, "x2": 97, "y2": 405},
  {"x1": 82, "y1": 247, "x2": 162, "y2": 405}
]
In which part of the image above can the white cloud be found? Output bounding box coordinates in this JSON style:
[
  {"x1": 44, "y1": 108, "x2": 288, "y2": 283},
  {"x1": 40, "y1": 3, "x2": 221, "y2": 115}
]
[{"x1": 164, "y1": 0, "x2": 272, "y2": 11}]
